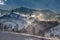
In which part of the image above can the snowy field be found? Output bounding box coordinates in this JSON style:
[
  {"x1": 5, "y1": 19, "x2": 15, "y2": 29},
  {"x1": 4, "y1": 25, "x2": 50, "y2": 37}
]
[
  {"x1": 0, "y1": 31, "x2": 59, "y2": 40},
  {"x1": 0, "y1": 31, "x2": 45, "y2": 40}
]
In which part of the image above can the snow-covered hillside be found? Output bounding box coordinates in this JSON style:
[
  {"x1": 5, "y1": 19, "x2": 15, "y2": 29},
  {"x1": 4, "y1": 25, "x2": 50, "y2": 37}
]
[
  {"x1": 45, "y1": 24, "x2": 60, "y2": 38},
  {"x1": 0, "y1": 7, "x2": 60, "y2": 39},
  {"x1": 0, "y1": 13, "x2": 28, "y2": 30},
  {"x1": 0, "y1": 9, "x2": 10, "y2": 17}
]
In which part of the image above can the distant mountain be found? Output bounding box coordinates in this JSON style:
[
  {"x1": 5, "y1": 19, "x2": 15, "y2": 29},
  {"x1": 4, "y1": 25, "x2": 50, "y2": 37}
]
[
  {"x1": 0, "y1": 7, "x2": 57, "y2": 17},
  {"x1": 0, "y1": 12, "x2": 26, "y2": 20},
  {"x1": 11, "y1": 7, "x2": 38, "y2": 15},
  {"x1": 0, "y1": 9, "x2": 10, "y2": 17},
  {"x1": 40, "y1": 10, "x2": 55, "y2": 13},
  {"x1": 0, "y1": 7, "x2": 60, "y2": 24}
]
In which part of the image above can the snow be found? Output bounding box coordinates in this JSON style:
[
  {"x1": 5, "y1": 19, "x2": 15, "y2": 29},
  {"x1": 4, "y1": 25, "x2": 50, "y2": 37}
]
[
  {"x1": 0, "y1": 31, "x2": 59, "y2": 40},
  {"x1": 0, "y1": 31, "x2": 41, "y2": 40},
  {"x1": 45, "y1": 24, "x2": 60, "y2": 37},
  {"x1": 0, "y1": 7, "x2": 60, "y2": 40}
]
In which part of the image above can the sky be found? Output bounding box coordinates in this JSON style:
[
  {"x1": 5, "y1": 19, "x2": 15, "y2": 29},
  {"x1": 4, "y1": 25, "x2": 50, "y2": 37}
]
[{"x1": 0, "y1": 0, "x2": 60, "y2": 13}]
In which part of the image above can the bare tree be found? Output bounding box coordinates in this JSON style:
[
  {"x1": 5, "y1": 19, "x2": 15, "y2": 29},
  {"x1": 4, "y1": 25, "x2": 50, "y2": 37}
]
[
  {"x1": 38, "y1": 30, "x2": 44, "y2": 36},
  {"x1": 32, "y1": 27, "x2": 35, "y2": 35}
]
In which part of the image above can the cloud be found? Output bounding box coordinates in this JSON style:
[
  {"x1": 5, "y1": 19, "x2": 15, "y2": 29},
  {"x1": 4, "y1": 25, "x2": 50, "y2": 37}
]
[
  {"x1": 5, "y1": 0, "x2": 7, "y2": 1},
  {"x1": 0, "y1": 0, "x2": 7, "y2": 5}
]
